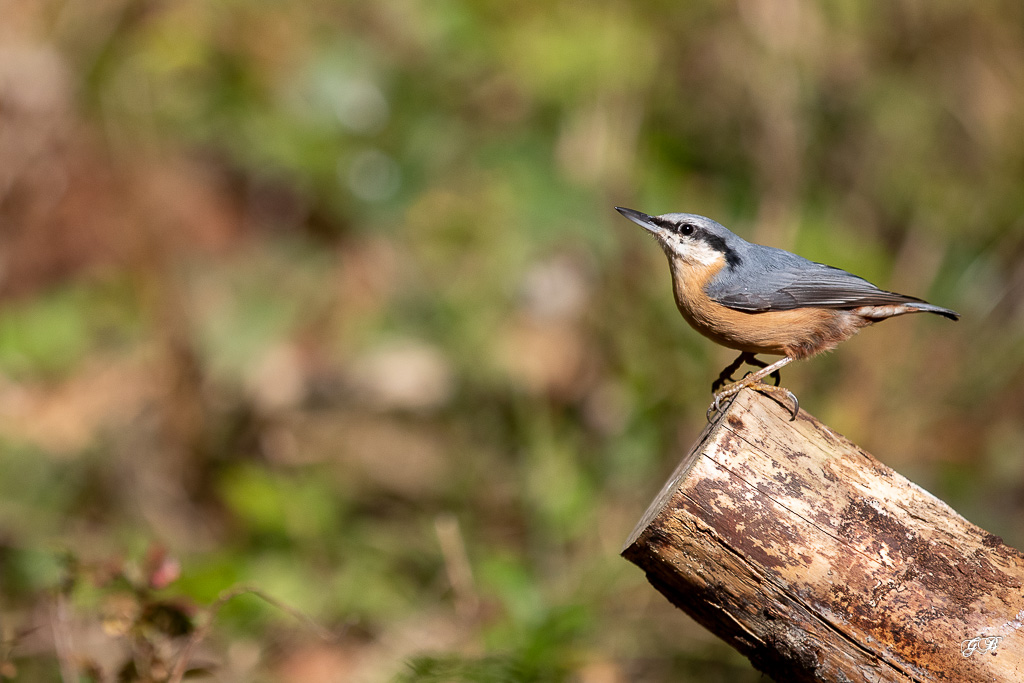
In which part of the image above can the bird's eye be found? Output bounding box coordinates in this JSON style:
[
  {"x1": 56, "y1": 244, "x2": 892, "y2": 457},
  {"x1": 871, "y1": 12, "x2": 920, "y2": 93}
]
[{"x1": 678, "y1": 223, "x2": 694, "y2": 236}]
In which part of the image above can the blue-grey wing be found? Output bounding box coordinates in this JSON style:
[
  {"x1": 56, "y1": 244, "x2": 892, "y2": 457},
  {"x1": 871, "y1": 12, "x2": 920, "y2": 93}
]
[{"x1": 706, "y1": 247, "x2": 927, "y2": 312}]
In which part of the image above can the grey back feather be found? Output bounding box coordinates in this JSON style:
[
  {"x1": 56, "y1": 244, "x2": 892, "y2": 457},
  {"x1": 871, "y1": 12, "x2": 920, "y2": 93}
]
[
  {"x1": 706, "y1": 243, "x2": 907, "y2": 309},
  {"x1": 701, "y1": 232, "x2": 956, "y2": 317}
]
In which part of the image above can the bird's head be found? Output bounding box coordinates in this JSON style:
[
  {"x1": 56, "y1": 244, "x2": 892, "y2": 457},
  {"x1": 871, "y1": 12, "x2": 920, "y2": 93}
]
[{"x1": 615, "y1": 207, "x2": 743, "y2": 271}]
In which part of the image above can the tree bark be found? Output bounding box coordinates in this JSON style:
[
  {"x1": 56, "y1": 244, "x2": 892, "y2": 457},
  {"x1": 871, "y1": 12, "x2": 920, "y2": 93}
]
[{"x1": 622, "y1": 388, "x2": 1024, "y2": 682}]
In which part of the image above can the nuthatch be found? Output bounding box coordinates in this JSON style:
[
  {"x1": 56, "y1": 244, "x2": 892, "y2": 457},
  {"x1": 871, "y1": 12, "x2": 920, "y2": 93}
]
[{"x1": 615, "y1": 207, "x2": 959, "y2": 420}]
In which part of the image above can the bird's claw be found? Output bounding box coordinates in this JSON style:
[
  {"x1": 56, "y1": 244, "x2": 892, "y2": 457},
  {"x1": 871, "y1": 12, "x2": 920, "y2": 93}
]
[
  {"x1": 706, "y1": 393, "x2": 730, "y2": 422},
  {"x1": 751, "y1": 382, "x2": 799, "y2": 420},
  {"x1": 777, "y1": 387, "x2": 799, "y2": 420}
]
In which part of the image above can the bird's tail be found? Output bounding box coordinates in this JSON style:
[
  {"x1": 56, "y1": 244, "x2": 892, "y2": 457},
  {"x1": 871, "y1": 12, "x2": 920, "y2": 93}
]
[
  {"x1": 903, "y1": 301, "x2": 960, "y2": 321},
  {"x1": 854, "y1": 298, "x2": 960, "y2": 322}
]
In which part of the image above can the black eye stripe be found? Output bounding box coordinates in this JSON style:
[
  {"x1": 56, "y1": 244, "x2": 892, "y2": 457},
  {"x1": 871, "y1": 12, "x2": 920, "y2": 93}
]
[
  {"x1": 651, "y1": 217, "x2": 743, "y2": 269},
  {"x1": 652, "y1": 217, "x2": 695, "y2": 236}
]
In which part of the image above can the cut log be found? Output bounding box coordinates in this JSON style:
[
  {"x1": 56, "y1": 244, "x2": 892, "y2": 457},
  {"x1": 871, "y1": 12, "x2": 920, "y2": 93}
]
[{"x1": 623, "y1": 388, "x2": 1024, "y2": 682}]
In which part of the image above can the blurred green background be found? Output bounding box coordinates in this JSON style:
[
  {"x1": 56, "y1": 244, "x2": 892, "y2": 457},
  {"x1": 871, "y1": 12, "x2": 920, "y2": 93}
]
[{"x1": 1, "y1": 1, "x2": 1023, "y2": 681}]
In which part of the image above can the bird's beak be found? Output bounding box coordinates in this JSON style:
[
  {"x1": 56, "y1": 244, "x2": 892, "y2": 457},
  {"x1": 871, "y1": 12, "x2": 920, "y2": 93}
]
[{"x1": 615, "y1": 207, "x2": 663, "y2": 236}]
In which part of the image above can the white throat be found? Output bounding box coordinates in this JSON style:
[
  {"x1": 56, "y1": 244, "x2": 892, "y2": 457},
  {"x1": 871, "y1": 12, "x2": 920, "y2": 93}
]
[{"x1": 663, "y1": 237, "x2": 724, "y2": 268}]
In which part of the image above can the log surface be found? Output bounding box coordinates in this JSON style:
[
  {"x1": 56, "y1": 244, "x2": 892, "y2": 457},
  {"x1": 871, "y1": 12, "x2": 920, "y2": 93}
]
[{"x1": 623, "y1": 388, "x2": 1024, "y2": 682}]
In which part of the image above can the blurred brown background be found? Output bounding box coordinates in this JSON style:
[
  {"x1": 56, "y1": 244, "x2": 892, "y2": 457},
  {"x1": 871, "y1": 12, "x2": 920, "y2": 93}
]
[{"x1": 1, "y1": 1, "x2": 1023, "y2": 681}]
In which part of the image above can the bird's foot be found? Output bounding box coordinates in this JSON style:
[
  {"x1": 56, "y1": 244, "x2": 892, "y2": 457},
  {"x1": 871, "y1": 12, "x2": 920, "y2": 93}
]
[
  {"x1": 706, "y1": 356, "x2": 798, "y2": 422},
  {"x1": 707, "y1": 380, "x2": 799, "y2": 422},
  {"x1": 739, "y1": 368, "x2": 782, "y2": 386},
  {"x1": 741, "y1": 355, "x2": 782, "y2": 386}
]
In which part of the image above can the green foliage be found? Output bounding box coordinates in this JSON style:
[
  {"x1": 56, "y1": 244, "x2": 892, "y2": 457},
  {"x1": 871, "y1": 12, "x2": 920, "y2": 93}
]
[{"x1": 0, "y1": 282, "x2": 140, "y2": 379}]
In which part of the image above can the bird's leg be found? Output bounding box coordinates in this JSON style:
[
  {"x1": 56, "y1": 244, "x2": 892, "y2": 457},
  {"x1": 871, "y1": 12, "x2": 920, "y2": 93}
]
[
  {"x1": 712, "y1": 353, "x2": 781, "y2": 394},
  {"x1": 735, "y1": 354, "x2": 782, "y2": 386},
  {"x1": 707, "y1": 356, "x2": 798, "y2": 421},
  {"x1": 712, "y1": 352, "x2": 754, "y2": 392}
]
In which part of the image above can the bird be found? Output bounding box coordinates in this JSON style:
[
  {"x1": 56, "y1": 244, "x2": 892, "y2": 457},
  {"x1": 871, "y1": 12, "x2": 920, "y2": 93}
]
[{"x1": 614, "y1": 207, "x2": 959, "y2": 420}]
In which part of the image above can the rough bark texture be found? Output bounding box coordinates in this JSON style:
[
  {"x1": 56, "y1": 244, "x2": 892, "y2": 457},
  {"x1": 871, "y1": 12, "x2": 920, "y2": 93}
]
[{"x1": 622, "y1": 388, "x2": 1024, "y2": 682}]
